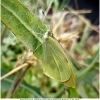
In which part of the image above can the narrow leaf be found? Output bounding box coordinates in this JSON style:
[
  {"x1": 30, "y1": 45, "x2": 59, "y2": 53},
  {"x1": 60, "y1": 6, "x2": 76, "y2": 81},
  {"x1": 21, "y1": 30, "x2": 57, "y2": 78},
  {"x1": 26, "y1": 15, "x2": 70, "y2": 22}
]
[{"x1": 1, "y1": 0, "x2": 47, "y2": 59}]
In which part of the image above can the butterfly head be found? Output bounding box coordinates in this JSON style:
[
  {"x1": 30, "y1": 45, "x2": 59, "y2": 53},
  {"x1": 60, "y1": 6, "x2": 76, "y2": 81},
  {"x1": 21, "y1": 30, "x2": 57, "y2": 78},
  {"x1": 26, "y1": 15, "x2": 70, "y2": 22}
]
[{"x1": 43, "y1": 30, "x2": 53, "y2": 39}]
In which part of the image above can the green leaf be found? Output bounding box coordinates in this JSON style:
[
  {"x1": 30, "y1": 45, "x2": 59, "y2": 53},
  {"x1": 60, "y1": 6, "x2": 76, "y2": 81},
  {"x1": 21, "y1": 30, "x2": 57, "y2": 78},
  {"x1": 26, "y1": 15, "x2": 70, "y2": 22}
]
[
  {"x1": 77, "y1": 85, "x2": 88, "y2": 98},
  {"x1": 77, "y1": 70, "x2": 98, "y2": 86},
  {"x1": 76, "y1": 50, "x2": 99, "y2": 80},
  {"x1": 80, "y1": 25, "x2": 90, "y2": 47},
  {"x1": 1, "y1": 68, "x2": 45, "y2": 98},
  {"x1": 1, "y1": 0, "x2": 47, "y2": 59},
  {"x1": 68, "y1": 88, "x2": 79, "y2": 98}
]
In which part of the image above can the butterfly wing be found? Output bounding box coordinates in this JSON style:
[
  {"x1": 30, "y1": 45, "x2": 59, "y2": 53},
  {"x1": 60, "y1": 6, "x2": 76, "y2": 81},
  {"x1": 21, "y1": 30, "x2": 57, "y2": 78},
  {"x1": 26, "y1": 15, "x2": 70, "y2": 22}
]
[
  {"x1": 62, "y1": 66, "x2": 76, "y2": 88},
  {"x1": 42, "y1": 36, "x2": 72, "y2": 82}
]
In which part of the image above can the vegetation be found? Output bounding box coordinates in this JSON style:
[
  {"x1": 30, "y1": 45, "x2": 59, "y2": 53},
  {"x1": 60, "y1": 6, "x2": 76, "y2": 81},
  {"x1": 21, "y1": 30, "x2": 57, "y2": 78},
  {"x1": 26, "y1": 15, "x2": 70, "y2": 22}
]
[{"x1": 1, "y1": 0, "x2": 99, "y2": 98}]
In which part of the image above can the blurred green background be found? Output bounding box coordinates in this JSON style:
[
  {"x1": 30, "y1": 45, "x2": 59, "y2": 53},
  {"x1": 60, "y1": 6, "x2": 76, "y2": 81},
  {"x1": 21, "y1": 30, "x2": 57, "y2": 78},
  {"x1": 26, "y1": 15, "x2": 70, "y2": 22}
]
[{"x1": 1, "y1": 0, "x2": 99, "y2": 98}]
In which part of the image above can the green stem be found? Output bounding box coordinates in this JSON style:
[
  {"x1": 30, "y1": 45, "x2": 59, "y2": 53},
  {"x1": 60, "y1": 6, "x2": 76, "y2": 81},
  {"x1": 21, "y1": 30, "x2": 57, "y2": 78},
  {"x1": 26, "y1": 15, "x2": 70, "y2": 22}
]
[
  {"x1": 1, "y1": 26, "x2": 8, "y2": 43},
  {"x1": 54, "y1": 86, "x2": 67, "y2": 98},
  {"x1": 76, "y1": 50, "x2": 99, "y2": 80}
]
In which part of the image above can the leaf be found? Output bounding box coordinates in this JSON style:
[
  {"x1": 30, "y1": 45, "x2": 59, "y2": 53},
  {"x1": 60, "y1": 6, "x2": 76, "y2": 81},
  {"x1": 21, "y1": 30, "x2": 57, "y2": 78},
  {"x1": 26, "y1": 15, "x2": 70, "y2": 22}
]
[
  {"x1": 77, "y1": 70, "x2": 98, "y2": 86},
  {"x1": 77, "y1": 85, "x2": 88, "y2": 98},
  {"x1": 22, "y1": 81, "x2": 45, "y2": 98},
  {"x1": 1, "y1": 0, "x2": 47, "y2": 59},
  {"x1": 76, "y1": 51, "x2": 99, "y2": 80},
  {"x1": 79, "y1": 25, "x2": 90, "y2": 47},
  {"x1": 1, "y1": 68, "x2": 44, "y2": 98},
  {"x1": 68, "y1": 88, "x2": 79, "y2": 98}
]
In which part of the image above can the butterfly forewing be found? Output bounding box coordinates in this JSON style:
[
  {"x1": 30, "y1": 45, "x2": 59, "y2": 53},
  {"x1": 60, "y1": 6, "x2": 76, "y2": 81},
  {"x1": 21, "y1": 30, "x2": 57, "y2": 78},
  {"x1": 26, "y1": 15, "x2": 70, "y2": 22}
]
[{"x1": 42, "y1": 36, "x2": 71, "y2": 82}]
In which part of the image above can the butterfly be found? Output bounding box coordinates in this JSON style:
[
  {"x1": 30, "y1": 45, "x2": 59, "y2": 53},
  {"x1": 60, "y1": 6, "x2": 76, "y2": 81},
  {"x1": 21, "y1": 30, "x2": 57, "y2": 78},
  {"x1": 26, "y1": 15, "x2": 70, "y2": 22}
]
[{"x1": 42, "y1": 30, "x2": 76, "y2": 88}]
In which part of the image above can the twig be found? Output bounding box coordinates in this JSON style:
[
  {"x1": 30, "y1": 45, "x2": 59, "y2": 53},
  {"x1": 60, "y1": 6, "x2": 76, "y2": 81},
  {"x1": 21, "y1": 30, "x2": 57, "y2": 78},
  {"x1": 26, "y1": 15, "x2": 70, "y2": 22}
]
[
  {"x1": 35, "y1": 0, "x2": 39, "y2": 14},
  {"x1": 65, "y1": 7, "x2": 98, "y2": 33},
  {"x1": 6, "y1": 64, "x2": 31, "y2": 98},
  {"x1": 0, "y1": 63, "x2": 28, "y2": 81},
  {"x1": 42, "y1": 0, "x2": 53, "y2": 22}
]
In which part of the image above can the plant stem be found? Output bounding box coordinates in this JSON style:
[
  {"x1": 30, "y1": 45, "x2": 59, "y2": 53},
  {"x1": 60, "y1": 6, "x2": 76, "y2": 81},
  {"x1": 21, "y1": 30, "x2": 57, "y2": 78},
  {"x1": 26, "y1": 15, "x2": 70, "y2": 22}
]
[
  {"x1": 42, "y1": 0, "x2": 53, "y2": 22},
  {"x1": 54, "y1": 86, "x2": 67, "y2": 98},
  {"x1": 1, "y1": 26, "x2": 8, "y2": 43},
  {"x1": 6, "y1": 65, "x2": 31, "y2": 98},
  {"x1": 76, "y1": 50, "x2": 99, "y2": 80},
  {"x1": 0, "y1": 63, "x2": 28, "y2": 81}
]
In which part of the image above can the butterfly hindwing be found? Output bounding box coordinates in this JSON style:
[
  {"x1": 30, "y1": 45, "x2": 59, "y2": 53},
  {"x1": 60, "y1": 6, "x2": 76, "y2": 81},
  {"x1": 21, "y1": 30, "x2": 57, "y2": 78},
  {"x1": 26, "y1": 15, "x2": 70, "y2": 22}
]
[{"x1": 62, "y1": 66, "x2": 76, "y2": 88}]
